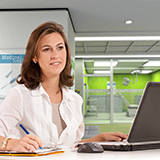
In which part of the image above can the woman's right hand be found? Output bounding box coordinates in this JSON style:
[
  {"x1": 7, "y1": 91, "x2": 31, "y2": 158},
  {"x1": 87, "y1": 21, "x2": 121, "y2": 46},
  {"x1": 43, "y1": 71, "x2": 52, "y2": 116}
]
[{"x1": 7, "y1": 134, "x2": 43, "y2": 152}]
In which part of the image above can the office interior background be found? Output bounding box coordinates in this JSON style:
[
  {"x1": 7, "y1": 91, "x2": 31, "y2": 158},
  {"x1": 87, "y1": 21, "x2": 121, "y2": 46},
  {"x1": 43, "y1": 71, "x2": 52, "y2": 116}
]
[{"x1": 0, "y1": 0, "x2": 160, "y2": 135}]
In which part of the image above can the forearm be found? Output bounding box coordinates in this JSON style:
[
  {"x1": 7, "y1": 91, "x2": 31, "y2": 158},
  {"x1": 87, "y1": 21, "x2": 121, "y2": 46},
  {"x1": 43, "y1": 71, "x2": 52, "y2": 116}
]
[
  {"x1": 0, "y1": 135, "x2": 15, "y2": 151},
  {"x1": 79, "y1": 132, "x2": 128, "y2": 143},
  {"x1": 0, "y1": 136, "x2": 18, "y2": 151},
  {"x1": 0, "y1": 136, "x2": 6, "y2": 150},
  {"x1": 0, "y1": 134, "x2": 43, "y2": 152},
  {"x1": 79, "y1": 133, "x2": 104, "y2": 143}
]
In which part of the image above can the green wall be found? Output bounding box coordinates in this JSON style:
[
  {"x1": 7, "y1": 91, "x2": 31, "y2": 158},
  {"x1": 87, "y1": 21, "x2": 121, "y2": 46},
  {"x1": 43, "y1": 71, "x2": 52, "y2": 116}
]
[
  {"x1": 87, "y1": 70, "x2": 160, "y2": 90},
  {"x1": 114, "y1": 74, "x2": 150, "y2": 89},
  {"x1": 87, "y1": 74, "x2": 150, "y2": 105},
  {"x1": 151, "y1": 70, "x2": 160, "y2": 81},
  {"x1": 88, "y1": 74, "x2": 151, "y2": 90},
  {"x1": 88, "y1": 77, "x2": 110, "y2": 89},
  {"x1": 87, "y1": 73, "x2": 160, "y2": 105}
]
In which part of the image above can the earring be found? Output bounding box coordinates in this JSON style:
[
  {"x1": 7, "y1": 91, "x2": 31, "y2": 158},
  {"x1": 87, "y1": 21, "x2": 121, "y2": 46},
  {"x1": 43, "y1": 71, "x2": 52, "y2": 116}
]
[{"x1": 34, "y1": 61, "x2": 37, "y2": 64}]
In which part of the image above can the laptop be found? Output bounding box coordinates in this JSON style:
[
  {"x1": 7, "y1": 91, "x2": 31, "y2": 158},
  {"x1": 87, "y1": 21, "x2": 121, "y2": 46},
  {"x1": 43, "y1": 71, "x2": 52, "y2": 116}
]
[{"x1": 99, "y1": 81, "x2": 160, "y2": 151}]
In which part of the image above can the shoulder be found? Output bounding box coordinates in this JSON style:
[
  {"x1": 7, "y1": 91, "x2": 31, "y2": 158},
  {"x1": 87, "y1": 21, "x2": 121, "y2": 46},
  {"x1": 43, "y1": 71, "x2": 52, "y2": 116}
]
[
  {"x1": 8, "y1": 84, "x2": 31, "y2": 96},
  {"x1": 10, "y1": 84, "x2": 28, "y2": 92},
  {"x1": 1, "y1": 84, "x2": 29, "y2": 107}
]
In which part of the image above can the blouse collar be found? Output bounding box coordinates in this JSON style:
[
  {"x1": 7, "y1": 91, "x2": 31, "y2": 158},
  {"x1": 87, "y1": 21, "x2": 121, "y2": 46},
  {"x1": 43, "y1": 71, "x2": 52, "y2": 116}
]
[{"x1": 31, "y1": 84, "x2": 75, "y2": 102}]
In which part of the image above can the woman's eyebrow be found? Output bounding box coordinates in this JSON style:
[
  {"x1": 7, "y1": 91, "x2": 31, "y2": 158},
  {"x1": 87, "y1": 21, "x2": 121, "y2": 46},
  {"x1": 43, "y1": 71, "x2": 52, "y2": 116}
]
[
  {"x1": 56, "y1": 42, "x2": 64, "y2": 46},
  {"x1": 40, "y1": 43, "x2": 64, "y2": 49},
  {"x1": 41, "y1": 45, "x2": 51, "y2": 49}
]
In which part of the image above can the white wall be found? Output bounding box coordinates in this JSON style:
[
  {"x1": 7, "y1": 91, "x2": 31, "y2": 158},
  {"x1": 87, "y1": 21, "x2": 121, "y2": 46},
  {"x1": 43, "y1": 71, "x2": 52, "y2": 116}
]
[
  {"x1": 0, "y1": 11, "x2": 69, "y2": 49},
  {"x1": 75, "y1": 59, "x2": 84, "y2": 97},
  {"x1": 67, "y1": 16, "x2": 75, "y2": 90}
]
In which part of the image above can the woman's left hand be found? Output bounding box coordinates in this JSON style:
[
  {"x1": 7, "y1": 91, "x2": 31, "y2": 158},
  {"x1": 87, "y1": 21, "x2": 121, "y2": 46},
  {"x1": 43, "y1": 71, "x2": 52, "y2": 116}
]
[
  {"x1": 79, "y1": 131, "x2": 128, "y2": 143},
  {"x1": 99, "y1": 132, "x2": 128, "y2": 142}
]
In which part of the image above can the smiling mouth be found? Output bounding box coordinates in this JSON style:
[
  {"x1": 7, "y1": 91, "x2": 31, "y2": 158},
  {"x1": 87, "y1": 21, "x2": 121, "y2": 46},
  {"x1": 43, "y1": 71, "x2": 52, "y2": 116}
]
[{"x1": 50, "y1": 62, "x2": 61, "y2": 65}]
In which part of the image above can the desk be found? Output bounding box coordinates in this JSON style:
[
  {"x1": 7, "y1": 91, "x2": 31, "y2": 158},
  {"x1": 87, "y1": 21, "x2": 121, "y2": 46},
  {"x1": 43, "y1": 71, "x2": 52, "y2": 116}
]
[{"x1": 1, "y1": 148, "x2": 160, "y2": 160}]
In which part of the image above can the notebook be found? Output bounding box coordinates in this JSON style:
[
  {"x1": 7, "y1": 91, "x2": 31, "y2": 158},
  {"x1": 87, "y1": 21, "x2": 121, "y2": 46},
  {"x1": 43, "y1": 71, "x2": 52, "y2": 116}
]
[
  {"x1": 99, "y1": 81, "x2": 160, "y2": 151},
  {"x1": 0, "y1": 147, "x2": 65, "y2": 156}
]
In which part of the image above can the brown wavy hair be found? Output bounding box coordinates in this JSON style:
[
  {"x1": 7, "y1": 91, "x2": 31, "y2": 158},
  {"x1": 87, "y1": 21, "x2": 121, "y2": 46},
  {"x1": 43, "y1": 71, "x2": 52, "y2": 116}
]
[{"x1": 17, "y1": 21, "x2": 74, "y2": 89}]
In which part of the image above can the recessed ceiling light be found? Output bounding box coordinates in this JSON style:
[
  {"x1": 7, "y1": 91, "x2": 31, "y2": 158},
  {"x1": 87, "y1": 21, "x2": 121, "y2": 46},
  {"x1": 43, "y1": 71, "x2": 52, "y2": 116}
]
[{"x1": 125, "y1": 20, "x2": 133, "y2": 24}]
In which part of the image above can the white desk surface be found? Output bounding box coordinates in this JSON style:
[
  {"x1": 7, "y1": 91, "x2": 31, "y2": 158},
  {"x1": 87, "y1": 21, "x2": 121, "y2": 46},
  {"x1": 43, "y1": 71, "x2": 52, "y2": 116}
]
[{"x1": 1, "y1": 148, "x2": 160, "y2": 160}]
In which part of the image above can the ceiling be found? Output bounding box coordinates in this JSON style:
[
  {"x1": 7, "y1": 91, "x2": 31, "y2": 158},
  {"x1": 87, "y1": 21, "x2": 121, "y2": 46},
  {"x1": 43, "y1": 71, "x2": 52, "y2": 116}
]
[
  {"x1": 1, "y1": 0, "x2": 160, "y2": 74},
  {"x1": 84, "y1": 59, "x2": 160, "y2": 74}
]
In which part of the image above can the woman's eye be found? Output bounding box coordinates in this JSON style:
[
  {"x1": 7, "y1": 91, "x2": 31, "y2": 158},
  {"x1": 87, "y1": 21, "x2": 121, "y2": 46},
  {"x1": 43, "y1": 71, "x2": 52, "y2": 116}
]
[
  {"x1": 57, "y1": 46, "x2": 64, "y2": 50},
  {"x1": 43, "y1": 48, "x2": 50, "y2": 52}
]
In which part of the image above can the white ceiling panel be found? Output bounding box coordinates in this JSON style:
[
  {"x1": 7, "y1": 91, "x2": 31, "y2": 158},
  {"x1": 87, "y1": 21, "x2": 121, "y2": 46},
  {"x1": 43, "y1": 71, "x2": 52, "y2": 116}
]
[{"x1": 1, "y1": 0, "x2": 160, "y2": 73}]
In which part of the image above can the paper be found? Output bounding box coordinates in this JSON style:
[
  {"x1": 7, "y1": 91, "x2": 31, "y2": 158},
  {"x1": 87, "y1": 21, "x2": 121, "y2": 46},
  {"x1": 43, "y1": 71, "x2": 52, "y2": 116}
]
[
  {"x1": 0, "y1": 147, "x2": 65, "y2": 156},
  {"x1": 35, "y1": 147, "x2": 63, "y2": 153}
]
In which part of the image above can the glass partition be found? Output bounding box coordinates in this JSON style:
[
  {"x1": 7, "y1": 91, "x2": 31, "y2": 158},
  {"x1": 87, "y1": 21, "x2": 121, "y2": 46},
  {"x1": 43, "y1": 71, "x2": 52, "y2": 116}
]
[
  {"x1": 113, "y1": 89, "x2": 143, "y2": 123},
  {"x1": 83, "y1": 58, "x2": 160, "y2": 124},
  {"x1": 83, "y1": 76, "x2": 110, "y2": 124}
]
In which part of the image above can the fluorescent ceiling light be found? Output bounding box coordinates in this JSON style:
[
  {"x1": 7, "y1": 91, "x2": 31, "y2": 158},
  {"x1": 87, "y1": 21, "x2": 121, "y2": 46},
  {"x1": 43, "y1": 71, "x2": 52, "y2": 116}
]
[
  {"x1": 75, "y1": 55, "x2": 160, "y2": 58},
  {"x1": 143, "y1": 61, "x2": 160, "y2": 66},
  {"x1": 131, "y1": 70, "x2": 141, "y2": 74},
  {"x1": 118, "y1": 59, "x2": 148, "y2": 63},
  {"x1": 94, "y1": 70, "x2": 110, "y2": 74},
  {"x1": 94, "y1": 61, "x2": 118, "y2": 67},
  {"x1": 141, "y1": 70, "x2": 152, "y2": 74},
  {"x1": 131, "y1": 70, "x2": 152, "y2": 74},
  {"x1": 75, "y1": 36, "x2": 160, "y2": 41}
]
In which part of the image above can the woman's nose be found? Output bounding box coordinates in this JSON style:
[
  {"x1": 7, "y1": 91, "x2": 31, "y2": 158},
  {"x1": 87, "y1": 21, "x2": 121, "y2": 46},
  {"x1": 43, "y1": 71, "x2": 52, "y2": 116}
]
[{"x1": 51, "y1": 50, "x2": 59, "y2": 59}]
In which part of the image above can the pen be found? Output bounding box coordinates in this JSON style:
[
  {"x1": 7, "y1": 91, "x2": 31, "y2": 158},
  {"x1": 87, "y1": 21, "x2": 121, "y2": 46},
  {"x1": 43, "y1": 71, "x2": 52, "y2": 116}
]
[{"x1": 19, "y1": 124, "x2": 43, "y2": 150}]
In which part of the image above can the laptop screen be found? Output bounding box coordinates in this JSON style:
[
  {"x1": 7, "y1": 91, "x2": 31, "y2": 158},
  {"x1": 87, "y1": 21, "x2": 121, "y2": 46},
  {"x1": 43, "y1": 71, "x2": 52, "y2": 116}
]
[{"x1": 128, "y1": 82, "x2": 160, "y2": 143}]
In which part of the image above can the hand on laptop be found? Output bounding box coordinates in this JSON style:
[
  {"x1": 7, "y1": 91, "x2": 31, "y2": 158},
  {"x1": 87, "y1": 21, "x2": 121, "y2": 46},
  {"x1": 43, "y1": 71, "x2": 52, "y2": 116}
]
[
  {"x1": 100, "y1": 132, "x2": 128, "y2": 142},
  {"x1": 79, "y1": 132, "x2": 128, "y2": 143}
]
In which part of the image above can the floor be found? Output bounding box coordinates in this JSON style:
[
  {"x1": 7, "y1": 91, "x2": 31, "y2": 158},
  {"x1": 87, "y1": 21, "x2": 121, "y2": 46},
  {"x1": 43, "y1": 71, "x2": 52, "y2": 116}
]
[{"x1": 84, "y1": 112, "x2": 134, "y2": 124}]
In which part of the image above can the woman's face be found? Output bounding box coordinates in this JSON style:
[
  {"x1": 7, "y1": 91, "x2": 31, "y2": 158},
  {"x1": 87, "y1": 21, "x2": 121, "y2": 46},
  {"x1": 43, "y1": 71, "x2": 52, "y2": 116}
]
[{"x1": 33, "y1": 32, "x2": 67, "y2": 78}]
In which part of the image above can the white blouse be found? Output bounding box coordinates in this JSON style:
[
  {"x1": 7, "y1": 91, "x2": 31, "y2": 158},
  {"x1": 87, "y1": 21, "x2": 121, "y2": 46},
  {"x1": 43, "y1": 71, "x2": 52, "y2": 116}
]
[{"x1": 0, "y1": 84, "x2": 84, "y2": 148}]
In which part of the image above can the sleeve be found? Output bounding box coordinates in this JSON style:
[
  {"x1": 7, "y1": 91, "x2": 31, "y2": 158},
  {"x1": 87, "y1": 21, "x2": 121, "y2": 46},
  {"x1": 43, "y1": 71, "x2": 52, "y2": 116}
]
[
  {"x1": 75, "y1": 120, "x2": 84, "y2": 142},
  {"x1": 0, "y1": 87, "x2": 23, "y2": 137},
  {"x1": 75, "y1": 95, "x2": 85, "y2": 145}
]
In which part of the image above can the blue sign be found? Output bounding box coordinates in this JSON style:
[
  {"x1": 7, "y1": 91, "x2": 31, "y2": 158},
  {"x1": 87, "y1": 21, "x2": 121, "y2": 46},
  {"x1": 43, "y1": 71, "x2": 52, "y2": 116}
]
[{"x1": 0, "y1": 54, "x2": 25, "y2": 63}]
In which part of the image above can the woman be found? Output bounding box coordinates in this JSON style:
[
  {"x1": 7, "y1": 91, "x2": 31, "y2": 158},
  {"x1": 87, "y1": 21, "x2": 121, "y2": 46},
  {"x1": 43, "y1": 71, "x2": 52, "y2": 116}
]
[{"x1": 0, "y1": 21, "x2": 127, "y2": 152}]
